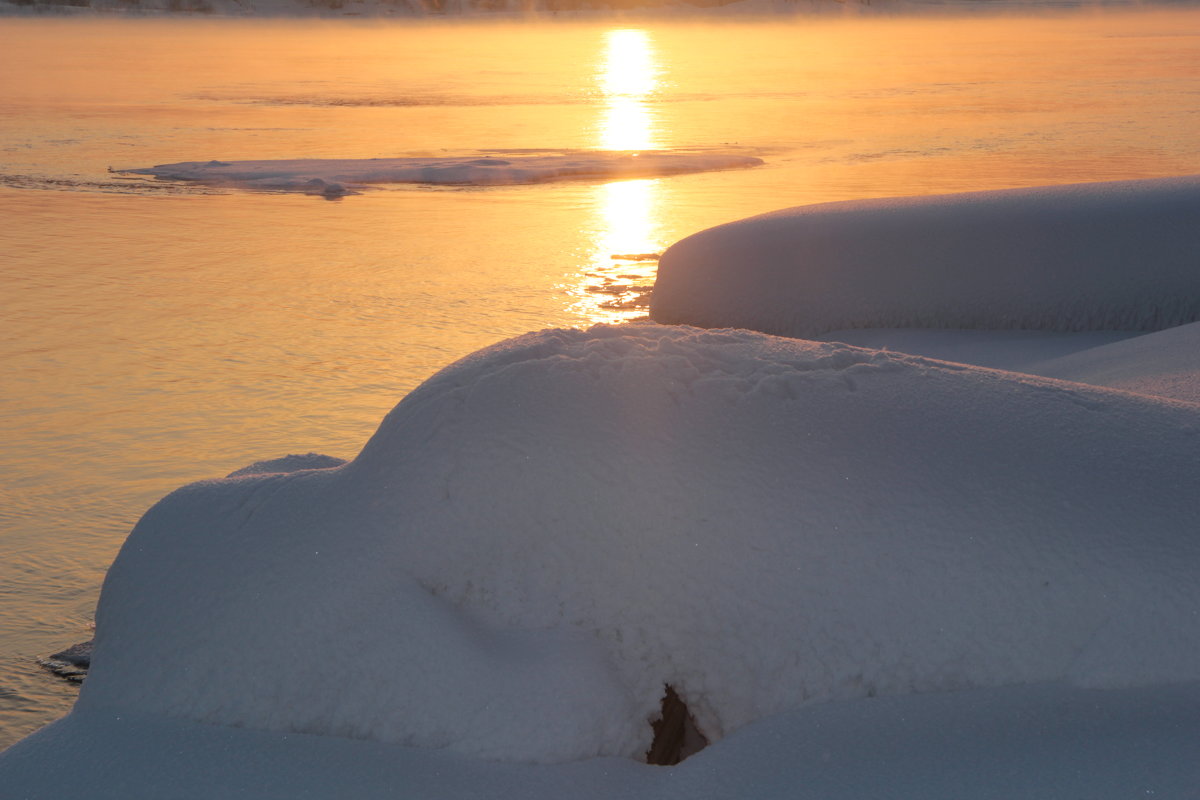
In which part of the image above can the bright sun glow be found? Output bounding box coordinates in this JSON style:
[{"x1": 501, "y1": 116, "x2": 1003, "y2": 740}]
[
  {"x1": 598, "y1": 29, "x2": 660, "y2": 151},
  {"x1": 600, "y1": 29, "x2": 659, "y2": 97}
]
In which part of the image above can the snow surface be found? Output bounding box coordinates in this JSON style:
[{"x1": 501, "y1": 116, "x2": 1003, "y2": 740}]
[
  {"x1": 5, "y1": 681, "x2": 1200, "y2": 799},
  {"x1": 117, "y1": 152, "x2": 763, "y2": 195},
  {"x1": 1027, "y1": 319, "x2": 1200, "y2": 404},
  {"x1": 650, "y1": 175, "x2": 1200, "y2": 338},
  {"x1": 36, "y1": 324, "x2": 1198, "y2": 770}
]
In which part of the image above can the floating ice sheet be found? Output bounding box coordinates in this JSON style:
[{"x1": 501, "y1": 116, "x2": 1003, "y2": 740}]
[{"x1": 116, "y1": 151, "x2": 764, "y2": 196}]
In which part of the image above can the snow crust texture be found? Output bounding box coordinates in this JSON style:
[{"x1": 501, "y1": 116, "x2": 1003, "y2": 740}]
[
  {"x1": 651, "y1": 175, "x2": 1200, "y2": 337},
  {"x1": 78, "y1": 324, "x2": 1200, "y2": 763},
  {"x1": 118, "y1": 152, "x2": 763, "y2": 195}
]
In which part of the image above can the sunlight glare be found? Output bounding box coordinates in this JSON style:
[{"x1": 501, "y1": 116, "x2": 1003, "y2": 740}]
[
  {"x1": 600, "y1": 29, "x2": 659, "y2": 97},
  {"x1": 597, "y1": 28, "x2": 660, "y2": 151}
]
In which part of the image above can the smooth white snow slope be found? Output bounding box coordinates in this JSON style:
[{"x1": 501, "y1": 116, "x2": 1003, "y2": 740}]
[
  {"x1": 651, "y1": 175, "x2": 1200, "y2": 337},
  {"x1": 52, "y1": 325, "x2": 1200, "y2": 764},
  {"x1": 117, "y1": 152, "x2": 763, "y2": 195},
  {"x1": 1027, "y1": 319, "x2": 1200, "y2": 404}
]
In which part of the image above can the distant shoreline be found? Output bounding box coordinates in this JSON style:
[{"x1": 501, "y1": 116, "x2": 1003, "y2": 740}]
[{"x1": 0, "y1": 0, "x2": 1180, "y2": 19}]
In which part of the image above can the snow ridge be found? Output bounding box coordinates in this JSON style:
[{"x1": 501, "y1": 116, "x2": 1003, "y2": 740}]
[{"x1": 651, "y1": 175, "x2": 1200, "y2": 337}]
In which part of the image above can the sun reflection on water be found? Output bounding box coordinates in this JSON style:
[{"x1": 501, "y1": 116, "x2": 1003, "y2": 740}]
[
  {"x1": 571, "y1": 29, "x2": 666, "y2": 325},
  {"x1": 572, "y1": 177, "x2": 663, "y2": 325},
  {"x1": 598, "y1": 28, "x2": 660, "y2": 151}
]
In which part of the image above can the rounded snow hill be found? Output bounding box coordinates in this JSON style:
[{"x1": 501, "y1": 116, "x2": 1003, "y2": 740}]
[
  {"x1": 71, "y1": 324, "x2": 1200, "y2": 767},
  {"x1": 650, "y1": 175, "x2": 1200, "y2": 338}
]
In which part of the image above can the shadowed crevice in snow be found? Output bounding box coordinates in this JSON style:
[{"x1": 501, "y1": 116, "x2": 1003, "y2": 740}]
[{"x1": 646, "y1": 685, "x2": 709, "y2": 765}]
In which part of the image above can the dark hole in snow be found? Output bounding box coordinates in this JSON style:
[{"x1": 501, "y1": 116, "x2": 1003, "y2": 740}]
[{"x1": 645, "y1": 684, "x2": 708, "y2": 765}]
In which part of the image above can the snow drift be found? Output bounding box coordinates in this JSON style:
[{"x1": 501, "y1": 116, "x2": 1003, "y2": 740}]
[
  {"x1": 117, "y1": 151, "x2": 763, "y2": 195},
  {"x1": 72, "y1": 324, "x2": 1200, "y2": 765},
  {"x1": 650, "y1": 175, "x2": 1200, "y2": 337}
]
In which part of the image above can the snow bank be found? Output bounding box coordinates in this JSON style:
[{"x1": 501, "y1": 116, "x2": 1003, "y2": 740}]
[
  {"x1": 70, "y1": 324, "x2": 1200, "y2": 766},
  {"x1": 117, "y1": 152, "x2": 763, "y2": 195},
  {"x1": 650, "y1": 176, "x2": 1200, "y2": 337}
]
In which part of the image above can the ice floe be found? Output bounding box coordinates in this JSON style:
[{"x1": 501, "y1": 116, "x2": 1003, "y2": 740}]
[{"x1": 116, "y1": 151, "x2": 764, "y2": 195}]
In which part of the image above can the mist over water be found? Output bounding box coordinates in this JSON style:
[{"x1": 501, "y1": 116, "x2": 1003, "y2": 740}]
[{"x1": 2, "y1": 9, "x2": 1200, "y2": 748}]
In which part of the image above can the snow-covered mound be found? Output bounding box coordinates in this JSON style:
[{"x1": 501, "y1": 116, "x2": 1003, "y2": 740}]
[
  {"x1": 650, "y1": 176, "x2": 1200, "y2": 337},
  {"x1": 75, "y1": 324, "x2": 1200, "y2": 765},
  {"x1": 117, "y1": 151, "x2": 763, "y2": 195}
]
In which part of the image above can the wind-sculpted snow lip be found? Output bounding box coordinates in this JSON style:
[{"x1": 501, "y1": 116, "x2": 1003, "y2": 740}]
[
  {"x1": 72, "y1": 324, "x2": 1200, "y2": 767},
  {"x1": 115, "y1": 151, "x2": 764, "y2": 196}
]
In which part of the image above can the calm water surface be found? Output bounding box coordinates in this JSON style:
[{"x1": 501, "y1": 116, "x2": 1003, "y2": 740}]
[{"x1": 2, "y1": 10, "x2": 1199, "y2": 748}]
